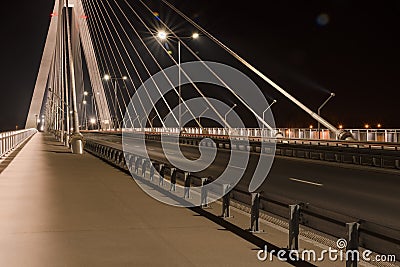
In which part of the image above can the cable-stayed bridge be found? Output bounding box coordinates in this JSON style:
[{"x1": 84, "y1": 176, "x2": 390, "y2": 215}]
[{"x1": 0, "y1": 0, "x2": 399, "y2": 266}]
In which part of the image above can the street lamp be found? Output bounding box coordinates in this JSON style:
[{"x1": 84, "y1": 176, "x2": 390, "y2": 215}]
[
  {"x1": 89, "y1": 118, "x2": 96, "y2": 130},
  {"x1": 103, "y1": 74, "x2": 128, "y2": 130},
  {"x1": 317, "y1": 92, "x2": 335, "y2": 139},
  {"x1": 262, "y1": 100, "x2": 277, "y2": 136},
  {"x1": 156, "y1": 30, "x2": 199, "y2": 131},
  {"x1": 224, "y1": 103, "x2": 237, "y2": 133}
]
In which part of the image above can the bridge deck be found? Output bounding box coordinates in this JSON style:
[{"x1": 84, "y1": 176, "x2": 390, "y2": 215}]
[{"x1": 0, "y1": 133, "x2": 292, "y2": 266}]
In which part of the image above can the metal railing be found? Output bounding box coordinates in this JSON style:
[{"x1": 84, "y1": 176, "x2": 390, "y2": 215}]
[
  {"x1": 0, "y1": 129, "x2": 37, "y2": 158},
  {"x1": 99, "y1": 127, "x2": 400, "y2": 143},
  {"x1": 83, "y1": 139, "x2": 400, "y2": 264}
]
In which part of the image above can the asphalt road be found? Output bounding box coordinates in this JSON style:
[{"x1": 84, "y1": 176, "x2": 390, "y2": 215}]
[{"x1": 83, "y1": 133, "x2": 400, "y2": 230}]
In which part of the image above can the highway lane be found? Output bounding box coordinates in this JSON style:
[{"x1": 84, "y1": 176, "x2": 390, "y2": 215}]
[{"x1": 84, "y1": 133, "x2": 400, "y2": 230}]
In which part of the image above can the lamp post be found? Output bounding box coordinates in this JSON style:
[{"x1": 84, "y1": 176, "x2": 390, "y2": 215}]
[
  {"x1": 317, "y1": 92, "x2": 335, "y2": 139},
  {"x1": 224, "y1": 103, "x2": 237, "y2": 134},
  {"x1": 157, "y1": 30, "x2": 199, "y2": 131},
  {"x1": 198, "y1": 107, "x2": 209, "y2": 125},
  {"x1": 103, "y1": 74, "x2": 128, "y2": 130},
  {"x1": 262, "y1": 100, "x2": 277, "y2": 137}
]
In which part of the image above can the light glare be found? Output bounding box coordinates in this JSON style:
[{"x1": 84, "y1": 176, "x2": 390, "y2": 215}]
[{"x1": 157, "y1": 30, "x2": 167, "y2": 40}]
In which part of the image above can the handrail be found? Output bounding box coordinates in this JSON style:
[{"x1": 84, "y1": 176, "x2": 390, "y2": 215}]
[
  {"x1": 84, "y1": 129, "x2": 400, "y2": 149},
  {"x1": 0, "y1": 128, "x2": 37, "y2": 158}
]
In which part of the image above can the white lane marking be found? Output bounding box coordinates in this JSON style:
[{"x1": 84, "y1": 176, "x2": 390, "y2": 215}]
[
  {"x1": 289, "y1": 178, "x2": 323, "y2": 187},
  {"x1": 228, "y1": 165, "x2": 246, "y2": 170}
]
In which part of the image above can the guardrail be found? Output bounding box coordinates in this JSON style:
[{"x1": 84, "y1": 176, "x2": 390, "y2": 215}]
[
  {"x1": 83, "y1": 139, "x2": 400, "y2": 264},
  {"x1": 93, "y1": 127, "x2": 400, "y2": 143},
  {"x1": 83, "y1": 131, "x2": 400, "y2": 170},
  {"x1": 144, "y1": 133, "x2": 400, "y2": 170},
  {"x1": 0, "y1": 129, "x2": 37, "y2": 158}
]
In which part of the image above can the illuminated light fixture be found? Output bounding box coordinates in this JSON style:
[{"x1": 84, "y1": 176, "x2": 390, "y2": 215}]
[
  {"x1": 84, "y1": 91, "x2": 88, "y2": 96},
  {"x1": 83, "y1": 100, "x2": 87, "y2": 105},
  {"x1": 122, "y1": 76, "x2": 128, "y2": 80},
  {"x1": 103, "y1": 74, "x2": 110, "y2": 80},
  {"x1": 364, "y1": 124, "x2": 370, "y2": 129},
  {"x1": 90, "y1": 118, "x2": 96, "y2": 124},
  {"x1": 167, "y1": 50, "x2": 173, "y2": 55},
  {"x1": 377, "y1": 123, "x2": 382, "y2": 128},
  {"x1": 157, "y1": 30, "x2": 167, "y2": 40},
  {"x1": 309, "y1": 125, "x2": 313, "y2": 129},
  {"x1": 192, "y1": 33, "x2": 200, "y2": 39},
  {"x1": 338, "y1": 125, "x2": 343, "y2": 129}
]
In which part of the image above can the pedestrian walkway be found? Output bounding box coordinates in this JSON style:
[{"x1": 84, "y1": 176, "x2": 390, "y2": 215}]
[{"x1": 0, "y1": 133, "x2": 293, "y2": 267}]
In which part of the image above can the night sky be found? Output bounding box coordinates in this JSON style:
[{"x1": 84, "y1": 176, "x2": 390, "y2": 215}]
[{"x1": 1, "y1": 0, "x2": 399, "y2": 131}]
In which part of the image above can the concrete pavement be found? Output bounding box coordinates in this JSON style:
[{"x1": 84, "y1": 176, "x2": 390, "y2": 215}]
[{"x1": 0, "y1": 133, "x2": 295, "y2": 267}]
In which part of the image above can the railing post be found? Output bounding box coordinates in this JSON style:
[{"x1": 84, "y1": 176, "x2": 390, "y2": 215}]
[
  {"x1": 200, "y1": 177, "x2": 210, "y2": 208},
  {"x1": 346, "y1": 222, "x2": 360, "y2": 267},
  {"x1": 135, "y1": 157, "x2": 141, "y2": 174},
  {"x1": 149, "y1": 161, "x2": 155, "y2": 181},
  {"x1": 183, "y1": 172, "x2": 191, "y2": 198},
  {"x1": 221, "y1": 184, "x2": 231, "y2": 218},
  {"x1": 170, "y1": 168, "x2": 177, "y2": 192},
  {"x1": 141, "y1": 159, "x2": 147, "y2": 177},
  {"x1": 250, "y1": 192, "x2": 262, "y2": 233},
  {"x1": 158, "y1": 164, "x2": 165, "y2": 187},
  {"x1": 289, "y1": 204, "x2": 300, "y2": 250}
]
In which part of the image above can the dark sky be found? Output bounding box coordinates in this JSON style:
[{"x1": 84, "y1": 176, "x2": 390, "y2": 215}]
[{"x1": 0, "y1": 0, "x2": 399, "y2": 131}]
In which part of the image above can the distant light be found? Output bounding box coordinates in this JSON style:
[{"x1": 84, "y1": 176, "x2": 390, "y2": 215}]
[
  {"x1": 377, "y1": 123, "x2": 382, "y2": 128},
  {"x1": 90, "y1": 118, "x2": 96, "y2": 124},
  {"x1": 330, "y1": 92, "x2": 335, "y2": 97},
  {"x1": 103, "y1": 74, "x2": 110, "y2": 80},
  {"x1": 316, "y1": 13, "x2": 330, "y2": 26},
  {"x1": 41, "y1": 115, "x2": 45, "y2": 118},
  {"x1": 122, "y1": 76, "x2": 128, "y2": 80},
  {"x1": 70, "y1": 111, "x2": 73, "y2": 114},
  {"x1": 338, "y1": 125, "x2": 343, "y2": 129},
  {"x1": 192, "y1": 33, "x2": 200, "y2": 39},
  {"x1": 167, "y1": 50, "x2": 173, "y2": 55},
  {"x1": 84, "y1": 91, "x2": 89, "y2": 96},
  {"x1": 364, "y1": 124, "x2": 370, "y2": 129},
  {"x1": 157, "y1": 30, "x2": 167, "y2": 40},
  {"x1": 83, "y1": 100, "x2": 87, "y2": 105},
  {"x1": 309, "y1": 125, "x2": 313, "y2": 129}
]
